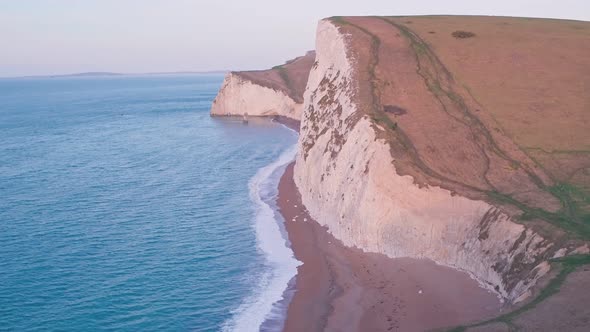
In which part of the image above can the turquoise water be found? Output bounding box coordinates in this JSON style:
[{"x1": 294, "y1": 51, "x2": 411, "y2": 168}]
[{"x1": 0, "y1": 75, "x2": 299, "y2": 331}]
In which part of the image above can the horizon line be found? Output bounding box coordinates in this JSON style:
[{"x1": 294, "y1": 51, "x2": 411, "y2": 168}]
[{"x1": 0, "y1": 70, "x2": 230, "y2": 79}]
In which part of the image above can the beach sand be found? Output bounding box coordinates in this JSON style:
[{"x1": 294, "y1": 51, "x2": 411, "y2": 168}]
[{"x1": 278, "y1": 163, "x2": 503, "y2": 332}]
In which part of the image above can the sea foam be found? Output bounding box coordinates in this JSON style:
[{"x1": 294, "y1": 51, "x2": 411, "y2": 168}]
[{"x1": 222, "y1": 141, "x2": 301, "y2": 332}]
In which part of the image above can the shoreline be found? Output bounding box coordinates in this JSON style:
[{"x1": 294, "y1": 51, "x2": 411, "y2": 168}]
[
  {"x1": 270, "y1": 115, "x2": 300, "y2": 132},
  {"x1": 223, "y1": 115, "x2": 301, "y2": 332},
  {"x1": 277, "y1": 163, "x2": 505, "y2": 331}
]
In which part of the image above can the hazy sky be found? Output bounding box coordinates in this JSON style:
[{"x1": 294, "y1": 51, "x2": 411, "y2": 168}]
[{"x1": 1, "y1": 0, "x2": 589, "y2": 77}]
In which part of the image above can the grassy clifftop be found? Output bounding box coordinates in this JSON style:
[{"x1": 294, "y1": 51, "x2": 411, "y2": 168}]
[
  {"x1": 390, "y1": 16, "x2": 590, "y2": 238},
  {"x1": 232, "y1": 51, "x2": 315, "y2": 103},
  {"x1": 329, "y1": 15, "x2": 590, "y2": 241},
  {"x1": 326, "y1": 15, "x2": 590, "y2": 330}
]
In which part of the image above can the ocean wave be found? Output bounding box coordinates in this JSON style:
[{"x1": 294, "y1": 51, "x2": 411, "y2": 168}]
[{"x1": 222, "y1": 142, "x2": 301, "y2": 332}]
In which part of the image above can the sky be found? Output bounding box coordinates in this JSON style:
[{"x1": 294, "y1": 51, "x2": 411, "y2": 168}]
[{"x1": 1, "y1": 0, "x2": 589, "y2": 77}]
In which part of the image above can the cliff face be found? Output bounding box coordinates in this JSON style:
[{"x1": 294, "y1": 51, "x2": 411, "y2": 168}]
[
  {"x1": 294, "y1": 18, "x2": 588, "y2": 302},
  {"x1": 210, "y1": 16, "x2": 590, "y2": 303},
  {"x1": 211, "y1": 73, "x2": 302, "y2": 119},
  {"x1": 211, "y1": 51, "x2": 315, "y2": 120}
]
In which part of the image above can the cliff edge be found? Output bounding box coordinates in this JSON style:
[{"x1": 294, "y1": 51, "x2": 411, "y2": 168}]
[
  {"x1": 210, "y1": 51, "x2": 315, "y2": 120},
  {"x1": 209, "y1": 15, "x2": 590, "y2": 316},
  {"x1": 294, "y1": 16, "x2": 590, "y2": 303}
]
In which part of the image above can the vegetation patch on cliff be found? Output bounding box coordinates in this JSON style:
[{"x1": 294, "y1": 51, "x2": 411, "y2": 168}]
[
  {"x1": 233, "y1": 51, "x2": 315, "y2": 104},
  {"x1": 451, "y1": 30, "x2": 476, "y2": 38}
]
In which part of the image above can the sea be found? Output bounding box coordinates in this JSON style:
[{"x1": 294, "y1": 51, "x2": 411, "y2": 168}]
[{"x1": 0, "y1": 74, "x2": 300, "y2": 331}]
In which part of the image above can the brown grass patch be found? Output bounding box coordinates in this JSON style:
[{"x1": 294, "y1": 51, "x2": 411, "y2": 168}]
[
  {"x1": 452, "y1": 30, "x2": 476, "y2": 38},
  {"x1": 383, "y1": 105, "x2": 408, "y2": 115}
]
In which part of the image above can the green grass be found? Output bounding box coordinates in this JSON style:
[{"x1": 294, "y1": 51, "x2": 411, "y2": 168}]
[
  {"x1": 383, "y1": 17, "x2": 590, "y2": 241},
  {"x1": 272, "y1": 65, "x2": 295, "y2": 98},
  {"x1": 549, "y1": 183, "x2": 590, "y2": 222},
  {"x1": 446, "y1": 327, "x2": 467, "y2": 332},
  {"x1": 327, "y1": 16, "x2": 590, "y2": 332},
  {"x1": 487, "y1": 189, "x2": 590, "y2": 239}
]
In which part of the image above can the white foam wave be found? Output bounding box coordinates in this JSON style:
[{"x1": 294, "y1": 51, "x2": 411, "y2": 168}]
[{"x1": 222, "y1": 143, "x2": 301, "y2": 332}]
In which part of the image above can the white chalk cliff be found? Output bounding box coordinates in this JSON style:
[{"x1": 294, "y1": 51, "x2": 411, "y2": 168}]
[
  {"x1": 211, "y1": 51, "x2": 315, "y2": 121},
  {"x1": 293, "y1": 19, "x2": 586, "y2": 302},
  {"x1": 212, "y1": 18, "x2": 588, "y2": 303},
  {"x1": 211, "y1": 73, "x2": 303, "y2": 120}
]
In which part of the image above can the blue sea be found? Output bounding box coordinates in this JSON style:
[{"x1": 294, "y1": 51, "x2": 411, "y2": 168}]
[{"x1": 0, "y1": 74, "x2": 300, "y2": 331}]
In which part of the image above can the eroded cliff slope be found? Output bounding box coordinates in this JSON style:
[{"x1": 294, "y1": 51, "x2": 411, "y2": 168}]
[
  {"x1": 211, "y1": 51, "x2": 315, "y2": 120},
  {"x1": 294, "y1": 17, "x2": 590, "y2": 302}
]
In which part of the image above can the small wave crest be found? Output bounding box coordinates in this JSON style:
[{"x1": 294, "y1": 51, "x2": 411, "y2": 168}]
[{"x1": 222, "y1": 143, "x2": 301, "y2": 332}]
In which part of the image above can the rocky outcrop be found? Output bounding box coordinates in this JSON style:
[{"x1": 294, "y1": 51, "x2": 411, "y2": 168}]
[
  {"x1": 211, "y1": 51, "x2": 315, "y2": 120},
  {"x1": 293, "y1": 18, "x2": 586, "y2": 302}
]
